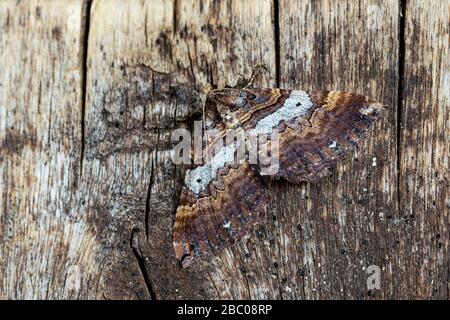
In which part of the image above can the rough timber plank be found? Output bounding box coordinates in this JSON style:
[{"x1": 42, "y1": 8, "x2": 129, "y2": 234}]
[
  {"x1": 80, "y1": 0, "x2": 201, "y2": 299},
  {"x1": 275, "y1": 0, "x2": 399, "y2": 299},
  {"x1": 1, "y1": 0, "x2": 448, "y2": 300},
  {"x1": 80, "y1": 0, "x2": 276, "y2": 299},
  {"x1": 0, "y1": 0, "x2": 88, "y2": 299},
  {"x1": 398, "y1": 0, "x2": 449, "y2": 299}
]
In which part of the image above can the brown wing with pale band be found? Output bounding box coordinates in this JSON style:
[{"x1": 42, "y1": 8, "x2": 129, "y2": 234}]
[
  {"x1": 272, "y1": 91, "x2": 384, "y2": 183},
  {"x1": 209, "y1": 88, "x2": 383, "y2": 183},
  {"x1": 173, "y1": 162, "x2": 268, "y2": 268},
  {"x1": 172, "y1": 88, "x2": 383, "y2": 268}
]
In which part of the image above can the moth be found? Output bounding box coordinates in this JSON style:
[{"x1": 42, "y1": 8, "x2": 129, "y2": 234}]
[{"x1": 172, "y1": 86, "x2": 383, "y2": 268}]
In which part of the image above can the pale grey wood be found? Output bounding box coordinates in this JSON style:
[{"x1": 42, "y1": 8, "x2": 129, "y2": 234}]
[
  {"x1": 398, "y1": 0, "x2": 449, "y2": 298},
  {"x1": 277, "y1": 0, "x2": 400, "y2": 299},
  {"x1": 0, "y1": 0, "x2": 88, "y2": 299}
]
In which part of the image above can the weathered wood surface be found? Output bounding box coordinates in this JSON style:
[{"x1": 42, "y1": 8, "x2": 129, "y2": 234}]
[
  {"x1": 0, "y1": 0, "x2": 448, "y2": 299},
  {"x1": 272, "y1": 0, "x2": 400, "y2": 299},
  {"x1": 0, "y1": 0, "x2": 88, "y2": 299},
  {"x1": 399, "y1": 0, "x2": 449, "y2": 298}
]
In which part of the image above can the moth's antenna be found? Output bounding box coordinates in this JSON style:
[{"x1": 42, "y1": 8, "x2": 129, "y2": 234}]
[
  {"x1": 243, "y1": 65, "x2": 269, "y2": 90},
  {"x1": 243, "y1": 74, "x2": 256, "y2": 90}
]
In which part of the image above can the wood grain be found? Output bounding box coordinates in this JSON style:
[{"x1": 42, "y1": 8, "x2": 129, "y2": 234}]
[
  {"x1": 0, "y1": 0, "x2": 448, "y2": 299},
  {"x1": 80, "y1": 0, "x2": 276, "y2": 299},
  {"x1": 273, "y1": 0, "x2": 400, "y2": 299},
  {"x1": 0, "y1": 0, "x2": 88, "y2": 299},
  {"x1": 398, "y1": 0, "x2": 449, "y2": 298},
  {"x1": 79, "y1": 0, "x2": 204, "y2": 299}
]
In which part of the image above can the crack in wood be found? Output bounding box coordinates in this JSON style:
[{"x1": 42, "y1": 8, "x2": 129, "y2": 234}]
[
  {"x1": 145, "y1": 153, "x2": 155, "y2": 241},
  {"x1": 130, "y1": 228, "x2": 157, "y2": 300},
  {"x1": 144, "y1": 10, "x2": 148, "y2": 47},
  {"x1": 173, "y1": 0, "x2": 178, "y2": 35},
  {"x1": 273, "y1": 0, "x2": 281, "y2": 88},
  {"x1": 397, "y1": 0, "x2": 406, "y2": 219},
  {"x1": 79, "y1": 0, "x2": 92, "y2": 179}
]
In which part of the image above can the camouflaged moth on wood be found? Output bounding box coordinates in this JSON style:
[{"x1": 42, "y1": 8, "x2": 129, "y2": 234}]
[{"x1": 172, "y1": 86, "x2": 384, "y2": 268}]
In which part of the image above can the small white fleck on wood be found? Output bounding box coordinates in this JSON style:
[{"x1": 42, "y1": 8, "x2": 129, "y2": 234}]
[{"x1": 372, "y1": 157, "x2": 377, "y2": 167}]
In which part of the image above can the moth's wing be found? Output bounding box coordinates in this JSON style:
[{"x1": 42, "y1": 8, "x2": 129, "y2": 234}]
[
  {"x1": 262, "y1": 90, "x2": 384, "y2": 183},
  {"x1": 213, "y1": 88, "x2": 383, "y2": 183},
  {"x1": 173, "y1": 162, "x2": 268, "y2": 268}
]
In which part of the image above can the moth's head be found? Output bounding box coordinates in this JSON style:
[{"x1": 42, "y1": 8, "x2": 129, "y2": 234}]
[{"x1": 207, "y1": 88, "x2": 275, "y2": 127}]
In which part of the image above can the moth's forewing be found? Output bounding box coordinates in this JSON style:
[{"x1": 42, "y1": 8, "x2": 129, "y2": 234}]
[{"x1": 173, "y1": 163, "x2": 268, "y2": 268}]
